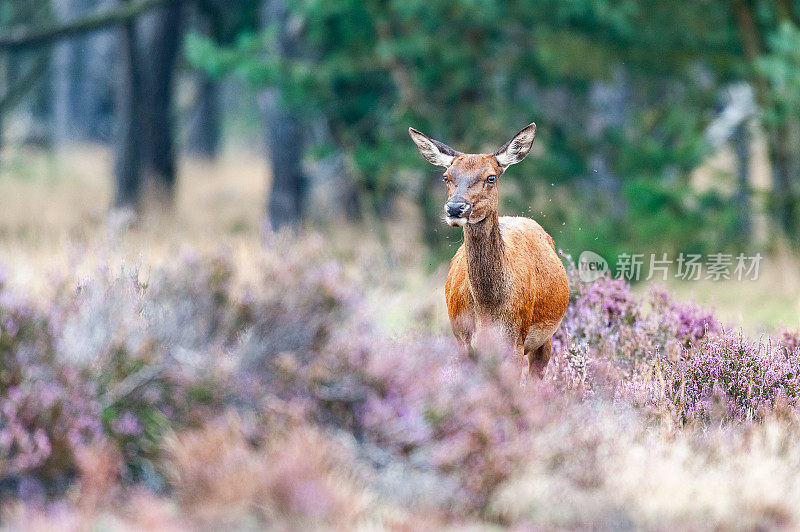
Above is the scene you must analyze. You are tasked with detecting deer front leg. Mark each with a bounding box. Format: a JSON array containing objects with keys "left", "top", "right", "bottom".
[
  {"left": 525, "top": 337, "right": 553, "bottom": 380},
  {"left": 450, "top": 309, "right": 476, "bottom": 359},
  {"left": 456, "top": 337, "right": 471, "bottom": 359},
  {"left": 519, "top": 342, "right": 531, "bottom": 386}
]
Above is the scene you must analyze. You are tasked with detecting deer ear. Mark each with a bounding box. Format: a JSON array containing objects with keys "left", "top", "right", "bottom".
[
  {"left": 494, "top": 123, "right": 537, "bottom": 168},
  {"left": 408, "top": 127, "right": 460, "bottom": 167}
]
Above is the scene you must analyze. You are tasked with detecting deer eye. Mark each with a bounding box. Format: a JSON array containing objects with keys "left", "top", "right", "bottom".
[{"left": 486, "top": 174, "right": 496, "bottom": 183}]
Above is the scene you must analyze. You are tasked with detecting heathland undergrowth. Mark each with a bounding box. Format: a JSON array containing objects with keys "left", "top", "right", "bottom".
[{"left": 2, "top": 233, "right": 800, "bottom": 529}]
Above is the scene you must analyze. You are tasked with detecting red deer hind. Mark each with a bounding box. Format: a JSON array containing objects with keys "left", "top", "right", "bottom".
[{"left": 409, "top": 123, "right": 569, "bottom": 378}]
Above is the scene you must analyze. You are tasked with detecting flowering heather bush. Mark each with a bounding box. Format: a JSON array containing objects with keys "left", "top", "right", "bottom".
[
  {"left": 553, "top": 270, "right": 800, "bottom": 423},
  {"left": 4, "top": 238, "right": 800, "bottom": 528},
  {"left": 779, "top": 329, "right": 800, "bottom": 353},
  {"left": 653, "top": 332, "right": 800, "bottom": 422},
  {"left": 0, "top": 276, "right": 103, "bottom": 487},
  {"left": 1, "top": 238, "right": 357, "bottom": 496}
]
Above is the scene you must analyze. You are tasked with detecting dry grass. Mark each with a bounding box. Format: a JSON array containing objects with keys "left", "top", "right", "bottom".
[
  {"left": 2, "top": 144, "right": 796, "bottom": 336},
  {"left": 0, "top": 145, "right": 450, "bottom": 334},
  {"left": 0, "top": 144, "right": 268, "bottom": 293}
]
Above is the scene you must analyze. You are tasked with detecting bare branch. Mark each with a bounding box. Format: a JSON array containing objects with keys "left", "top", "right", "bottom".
[{"left": 0, "top": 0, "right": 188, "bottom": 52}]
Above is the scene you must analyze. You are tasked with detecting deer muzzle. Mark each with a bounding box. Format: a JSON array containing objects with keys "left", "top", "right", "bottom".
[{"left": 445, "top": 201, "right": 471, "bottom": 226}]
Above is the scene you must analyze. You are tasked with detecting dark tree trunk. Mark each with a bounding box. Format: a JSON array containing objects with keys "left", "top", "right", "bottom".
[
  {"left": 731, "top": 122, "right": 752, "bottom": 239},
  {"left": 732, "top": 1, "right": 798, "bottom": 240},
  {"left": 188, "top": 72, "right": 220, "bottom": 159},
  {"left": 139, "top": 4, "right": 181, "bottom": 198},
  {"left": 113, "top": 1, "right": 181, "bottom": 209},
  {"left": 0, "top": 53, "right": 7, "bottom": 153},
  {"left": 769, "top": 123, "right": 798, "bottom": 236},
  {"left": 260, "top": 0, "right": 307, "bottom": 230},
  {"left": 262, "top": 90, "right": 306, "bottom": 229},
  {"left": 51, "top": 0, "right": 85, "bottom": 144},
  {"left": 84, "top": 0, "right": 116, "bottom": 142},
  {"left": 113, "top": 8, "right": 144, "bottom": 208},
  {"left": 51, "top": 0, "right": 116, "bottom": 144}
]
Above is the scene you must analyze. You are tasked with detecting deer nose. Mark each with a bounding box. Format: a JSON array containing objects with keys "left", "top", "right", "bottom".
[{"left": 445, "top": 201, "right": 471, "bottom": 218}]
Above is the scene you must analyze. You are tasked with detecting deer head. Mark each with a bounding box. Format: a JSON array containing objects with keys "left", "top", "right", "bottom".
[{"left": 409, "top": 123, "right": 537, "bottom": 226}]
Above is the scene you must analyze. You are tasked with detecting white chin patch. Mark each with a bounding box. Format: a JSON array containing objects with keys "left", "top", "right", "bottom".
[{"left": 446, "top": 216, "right": 468, "bottom": 227}]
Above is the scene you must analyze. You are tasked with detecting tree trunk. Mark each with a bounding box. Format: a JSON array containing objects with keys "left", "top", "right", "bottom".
[
  {"left": 0, "top": 52, "right": 7, "bottom": 153},
  {"left": 732, "top": 1, "right": 799, "bottom": 240},
  {"left": 84, "top": 0, "right": 116, "bottom": 141},
  {"left": 768, "top": 123, "right": 798, "bottom": 236},
  {"left": 51, "top": 0, "right": 115, "bottom": 143},
  {"left": 113, "top": 5, "right": 144, "bottom": 208},
  {"left": 139, "top": 4, "right": 181, "bottom": 198},
  {"left": 188, "top": 72, "right": 220, "bottom": 158},
  {"left": 51, "top": 0, "right": 85, "bottom": 144},
  {"left": 731, "top": 122, "right": 752, "bottom": 239},
  {"left": 260, "top": 0, "right": 307, "bottom": 230},
  {"left": 261, "top": 89, "right": 306, "bottom": 229}
]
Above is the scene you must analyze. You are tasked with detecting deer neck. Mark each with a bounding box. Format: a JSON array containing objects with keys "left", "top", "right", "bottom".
[{"left": 463, "top": 212, "right": 508, "bottom": 310}]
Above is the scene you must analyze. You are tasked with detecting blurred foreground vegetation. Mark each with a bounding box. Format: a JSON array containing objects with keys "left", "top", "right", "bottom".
[{"left": 2, "top": 155, "right": 800, "bottom": 526}]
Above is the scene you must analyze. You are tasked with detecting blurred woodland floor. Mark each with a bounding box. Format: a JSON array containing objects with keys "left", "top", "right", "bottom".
[
  {"left": 0, "top": 145, "right": 451, "bottom": 337},
  {"left": 1, "top": 145, "right": 798, "bottom": 336}
]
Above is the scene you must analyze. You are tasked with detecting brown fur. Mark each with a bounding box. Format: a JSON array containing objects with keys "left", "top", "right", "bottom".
[
  {"left": 443, "top": 158, "right": 569, "bottom": 378},
  {"left": 409, "top": 123, "right": 568, "bottom": 378}
]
